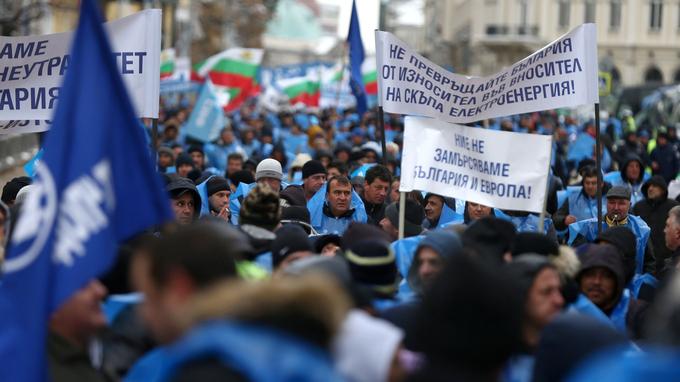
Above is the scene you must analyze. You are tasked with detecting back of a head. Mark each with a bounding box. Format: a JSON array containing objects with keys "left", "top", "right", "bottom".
[
  {"left": 532, "top": 313, "right": 627, "bottom": 382},
  {"left": 147, "top": 221, "right": 252, "bottom": 290},
  {"left": 595, "top": 226, "right": 637, "bottom": 284},
  {"left": 463, "top": 216, "right": 517, "bottom": 264},
  {"left": 345, "top": 239, "right": 398, "bottom": 299},
  {"left": 239, "top": 183, "right": 281, "bottom": 231},
  {"left": 414, "top": 254, "right": 523, "bottom": 373},
  {"left": 229, "top": 170, "right": 255, "bottom": 188},
  {"left": 512, "top": 232, "right": 559, "bottom": 258},
  {"left": 341, "top": 223, "right": 391, "bottom": 251}
]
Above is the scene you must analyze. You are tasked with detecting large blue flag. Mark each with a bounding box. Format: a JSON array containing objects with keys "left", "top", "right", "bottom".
[
  {"left": 347, "top": 0, "right": 367, "bottom": 115},
  {"left": 0, "top": 0, "right": 172, "bottom": 380}
]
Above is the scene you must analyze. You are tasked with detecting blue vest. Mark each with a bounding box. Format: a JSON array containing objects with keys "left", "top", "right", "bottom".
[
  {"left": 568, "top": 291, "right": 631, "bottom": 335},
  {"left": 391, "top": 236, "right": 425, "bottom": 301},
  {"left": 568, "top": 215, "right": 650, "bottom": 275},
  {"left": 567, "top": 190, "right": 607, "bottom": 222},
  {"left": 125, "top": 321, "right": 343, "bottom": 382}
]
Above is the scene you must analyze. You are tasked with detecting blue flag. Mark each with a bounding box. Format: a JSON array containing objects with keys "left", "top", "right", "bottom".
[
  {"left": 347, "top": 0, "right": 367, "bottom": 115},
  {"left": 0, "top": 1, "right": 173, "bottom": 380},
  {"left": 184, "top": 80, "right": 224, "bottom": 143}
]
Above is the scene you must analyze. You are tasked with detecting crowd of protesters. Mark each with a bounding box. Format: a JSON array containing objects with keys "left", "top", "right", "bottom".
[{"left": 3, "top": 96, "right": 680, "bottom": 382}]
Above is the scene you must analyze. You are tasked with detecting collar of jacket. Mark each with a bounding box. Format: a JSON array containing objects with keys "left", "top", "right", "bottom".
[{"left": 323, "top": 202, "right": 355, "bottom": 218}]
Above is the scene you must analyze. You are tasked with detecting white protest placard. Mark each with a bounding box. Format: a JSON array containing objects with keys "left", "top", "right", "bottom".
[
  {"left": 0, "top": 9, "right": 161, "bottom": 133},
  {"left": 376, "top": 24, "right": 599, "bottom": 123},
  {"left": 400, "top": 116, "right": 552, "bottom": 213}
]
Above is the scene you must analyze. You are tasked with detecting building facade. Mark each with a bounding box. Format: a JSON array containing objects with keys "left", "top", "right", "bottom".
[{"left": 423, "top": 0, "right": 680, "bottom": 87}]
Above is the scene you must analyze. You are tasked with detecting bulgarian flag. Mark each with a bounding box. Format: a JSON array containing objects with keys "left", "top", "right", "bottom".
[
  {"left": 279, "top": 70, "right": 321, "bottom": 107},
  {"left": 160, "top": 48, "right": 175, "bottom": 80},
  {"left": 193, "top": 48, "right": 264, "bottom": 112},
  {"left": 362, "top": 57, "right": 377, "bottom": 95}
]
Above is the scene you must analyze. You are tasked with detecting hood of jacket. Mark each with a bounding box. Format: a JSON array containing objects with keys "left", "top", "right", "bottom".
[
  {"left": 641, "top": 175, "right": 669, "bottom": 202},
  {"left": 177, "top": 276, "right": 351, "bottom": 350},
  {"left": 576, "top": 244, "right": 627, "bottom": 302},
  {"left": 619, "top": 154, "right": 644, "bottom": 184}
]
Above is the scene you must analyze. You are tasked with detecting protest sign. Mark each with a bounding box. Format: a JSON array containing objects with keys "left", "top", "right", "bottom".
[
  {"left": 400, "top": 116, "right": 552, "bottom": 213},
  {"left": 0, "top": 9, "right": 161, "bottom": 131},
  {"left": 375, "top": 24, "right": 599, "bottom": 123}
]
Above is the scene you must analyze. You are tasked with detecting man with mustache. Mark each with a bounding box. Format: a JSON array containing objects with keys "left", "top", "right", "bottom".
[{"left": 576, "top": 244, "right": 648, "bottom": 339}]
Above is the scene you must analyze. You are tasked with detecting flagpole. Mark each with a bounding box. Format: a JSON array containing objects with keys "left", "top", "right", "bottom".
[
  {"left": 595, "top": 103, "right": 602, "bottom": 235},
  {"left": 538, "top": 135, "right": 554, "bottom": 234},
  {"left": 378, "top": 106, "right": 388, "bottom": 167},
  {"left": 336, "top": 43, "right": 348, "bottom": 109},
  {"left": 152, "top": 118, "right": 159, "bottom": 151},
  {"left": 398, "top": 191, "right": 406, "bottom": 240}
]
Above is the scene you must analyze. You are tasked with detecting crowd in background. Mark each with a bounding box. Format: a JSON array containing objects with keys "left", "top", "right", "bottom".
[{"left": 2, "top": 92, "right": 680, "bottom": 381}]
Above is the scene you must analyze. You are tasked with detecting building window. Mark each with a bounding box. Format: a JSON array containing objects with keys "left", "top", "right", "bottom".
[
  {"left": 584, "top": 0, "right": 596, "bottom": 23},
  {"left": 519, "top": 0, "right": 529, "bottom": 27},
  {"left": 558, "top": 0, "right": 570, "bottom": 28},
  {"left": 610, "top": 0, "right": 621, "bottom": 29},
  {"left": 650, "top": 0, "right": 663, "bottom": 30}
]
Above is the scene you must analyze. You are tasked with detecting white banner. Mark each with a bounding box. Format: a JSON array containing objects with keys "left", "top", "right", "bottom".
[
  {"left": 400, "top": 117, "right": 552, "bottom": 213},
  {"left": 0, "top": 9, "right": 161, "bottom": 133},
  {"left": 376, "top": 24, "right": 599, "bottom": 123}
]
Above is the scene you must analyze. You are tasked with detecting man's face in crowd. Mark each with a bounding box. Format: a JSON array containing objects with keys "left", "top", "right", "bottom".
[
  {"left": 664, "top": 214, "right": 680, "bottom": 251},
  {"left": 625, "top": 161, "right": 641, "bottom": 181},
  {"left": 190, "top": 152, "right": 204, "bottom": 168},
  {"left": 327, "top": 167, "right": 342, "bottom": 179},
  {"left": 364, "top": 178, "right": 390, "bottom": 205},
  {"left": 580, "top": 267, "right": 618, "bottom": 311},
  {"left": 177, "top": 164, "right": 193, "bottom": 178},
  {"left": 525, "top": 268, "right": 564, "bottom": 329},
  {"left": 467, "top": 202, "right": 492, "bottom": 221},
  {"left": 647, "top": 184, "right": 664, "bottom": 200},
  {"left": 336, "top": 151, "right": 349, "bottom": 163},
  {"left": 303, "top": 173, "right": 327, "bottom": 196},
  {"left": 172, "top": 193, "right": 195, "bottom": 225},
  {"left": 417, "top": 247, "right": 443, "bottom": 290},
  {"left": 606, "top": 197, "right": 630, "bottom": 221},
  {"left": 424, "top": 196, "right": 444, "bottom": 222},
  {"left": 49, "top": 280, "right": 108, "bottom": 346},
  {"left": 227, "top": 158, "right": 243, "bottom": 176},
  {"left": 221, "top": 129, "right": 235, "bottom": 144},
  {"left": 158, "top": 153, "right": 173, "bottom": 168},
  {"left": 583, "top": 176, "right": 598, "bottom": 198},
  {"left": 209, "top": 190, "right": 230, "bottom": 214},
  {"left": 364, "top": 151, "right": 377, "bottom": 163},
  {"left": 328, "top": 180, "right": 351, "bottom": 216},
  {"left": 258, "top": 177, "right": 281, "bottom": 192}
]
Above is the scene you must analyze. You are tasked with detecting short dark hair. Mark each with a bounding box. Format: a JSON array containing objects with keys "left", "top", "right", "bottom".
[
  {"left": 580, "top": 165, "right": 599, "bottom": 180},
  {"left": 365, "top": 165, "right": 392, "bottom": 185},
  {"left": 227, "top": 153, "right": 244, "bottom": 163},
  {"left": 327, "top": 176, "right": 352, "bottom": 194},
  {"left": 143, "top": 222, "right": 251, "bottom": 290},
  {"left": 327, "top": 161, "right": 348, "bottom": 176}
]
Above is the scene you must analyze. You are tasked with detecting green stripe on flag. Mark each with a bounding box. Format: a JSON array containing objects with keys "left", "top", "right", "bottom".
[
  {"left": 160, "top": 62, "right": 174, "bottom": 74},
  {"left": 362, "top": 71, "right": 377, "bottom": 84},
  {"left": 211, "top": 59, "right": 259, "bottom": 78},
  {"left": 283, "top": 82, "right": 309, "bottom": 98}
]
